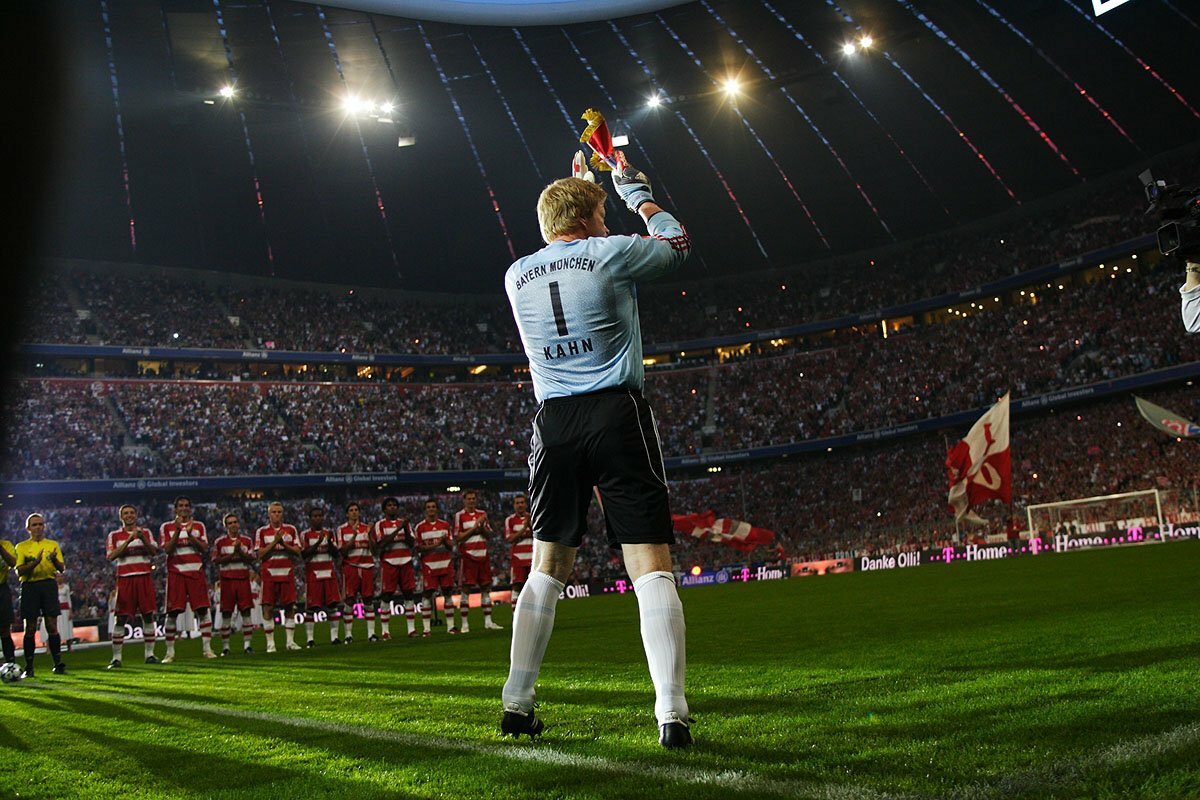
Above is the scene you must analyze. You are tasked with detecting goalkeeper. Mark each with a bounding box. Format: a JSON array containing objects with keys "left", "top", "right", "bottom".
[{"left": 501, "top": 155, "right": 694, "bottom": 748}]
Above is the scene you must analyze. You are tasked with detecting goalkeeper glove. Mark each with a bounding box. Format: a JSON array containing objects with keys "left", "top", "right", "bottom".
[{"left": 611, "top": 159, "right": 654, "bottom": 213}]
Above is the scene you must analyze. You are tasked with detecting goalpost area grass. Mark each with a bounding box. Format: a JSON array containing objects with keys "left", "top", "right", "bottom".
[{"left": 0, "top": 540, "right": 1196, "bottom": 800}]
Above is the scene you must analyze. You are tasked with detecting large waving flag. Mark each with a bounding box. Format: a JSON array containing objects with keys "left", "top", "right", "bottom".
[
  {"left": 1134, "top": 396, "right": 1200, "bottom": 439},
  {"left": 671, "top": 511, "right": 776, "bottom": 553},
  {"left": 946, "top": 392, "right": 1012, "bottom": 524}
]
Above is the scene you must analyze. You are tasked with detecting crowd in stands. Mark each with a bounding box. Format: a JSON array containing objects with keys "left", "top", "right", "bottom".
[
  {"left": 14, "top": 248, "right": 1189, "bottom": 479},
  {"left": 69, "top": 271, "right": 244, "bottom": 350},
  {"left": 3, "top": 255, "right": 1194, "bottom": 479},
  {"left": 20, "top": 149, "right": 1198, "bottom": 354},
  {"left": 2, "top": 381, "right": 156, "bottom": 481},
  {"left": 707, "top": 264, "right": 1199, "bottom": 449},
  {"left": 4, "top": 384, "right": 1196, "bottom": 622},
  {"left": 0, "top": 365, "right": 717, "bottom": 481}
]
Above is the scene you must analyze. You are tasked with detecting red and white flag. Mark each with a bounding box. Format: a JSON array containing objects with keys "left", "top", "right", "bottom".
[
  {"left": 671, "top": 511, "right": 776, "bottom": 553},
  {"left": 945, "top": 392, "right": 1012, "bottom": 524}
]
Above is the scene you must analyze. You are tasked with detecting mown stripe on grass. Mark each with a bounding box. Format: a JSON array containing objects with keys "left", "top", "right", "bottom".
[
  {"left": 54, "top": 685, "right": 918, "bottom": 800},
  {"left": 951, "top": 721, "right": 1200, "bottom": 799}
]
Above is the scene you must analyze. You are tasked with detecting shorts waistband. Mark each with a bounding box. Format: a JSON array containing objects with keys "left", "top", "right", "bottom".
[{"left": 542, "top": 386, "right": 642, "bottom": 403}]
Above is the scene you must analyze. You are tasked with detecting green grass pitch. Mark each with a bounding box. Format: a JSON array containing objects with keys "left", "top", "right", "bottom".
[{"left": 1, "top": 541, "right": 1197, "bottom": 800}]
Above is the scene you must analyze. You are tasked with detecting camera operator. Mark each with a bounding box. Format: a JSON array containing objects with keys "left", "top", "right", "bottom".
[{"left": 1182, "top": 260, "right": 1200, "bottom": 332}]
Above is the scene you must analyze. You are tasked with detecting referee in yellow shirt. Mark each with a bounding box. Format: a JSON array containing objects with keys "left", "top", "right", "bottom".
[
  {"left": 15, "top": 513, "right": 66, "bottom": 677},
  {"left": 1, "top": 535, "right": 16, "bottom": 665}
]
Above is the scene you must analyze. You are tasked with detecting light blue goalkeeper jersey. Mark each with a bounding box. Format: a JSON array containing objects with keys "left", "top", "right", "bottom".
[{"left": 505, "top": 211, "right": 691, "bottom": 402}]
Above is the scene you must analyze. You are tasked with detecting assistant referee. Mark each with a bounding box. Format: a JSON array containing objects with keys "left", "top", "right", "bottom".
[
  {"left": 15, "top": 513, "right": 67, "bottom": 677},
  {"left": 501, "top": 157, "right": 693, "bottom": 748}
]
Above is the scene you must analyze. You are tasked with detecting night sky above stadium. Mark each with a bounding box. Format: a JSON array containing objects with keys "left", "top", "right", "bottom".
[{"left": 37, "top": 0, "right": 1200, "bottom": 292}]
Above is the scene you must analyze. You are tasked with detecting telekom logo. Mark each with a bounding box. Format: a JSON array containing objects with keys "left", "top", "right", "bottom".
[{"left": 942, "top": 546, "right": 955, "bottom": 563}]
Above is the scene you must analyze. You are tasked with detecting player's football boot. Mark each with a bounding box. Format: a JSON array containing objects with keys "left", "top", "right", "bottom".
[
  {"left": 343, "top": 636, "right": 353, "bottom": 645},
  {"left": 381, "top": 632, "right": 392, "bottom": 641},
  {"left": 408, "top": 630, "right": 420, "bottom": 638},
  {"left": 422, "top": 631, "right": 431, "bottom": 638},
  {"left": 658, "top": 713, "right": 693, "bottom": 750},
  {"left": 368, "top": 634, "right": 380, "bottom": 643},
  {"left": 21, "top": 668, "right": 34, "bottom": 680},
  {"left": 220, "top": 648, "right": 230, "bottom": 657},
  {"left": 286, "top": 642, "right": 302, "bottom": 651},
  {"left": 500, "top": 703, "right": 544, "bottom": 739},
  {"left": 51, "top": 663, "right": 67, "bottom": 675},
  {"left": 243, "top": 646, "right": 254, "bottom": 654},
  {"left": 144, "top": 655, "right": 158, "bottom": 664},
  {"left": 460, "top": 625, "right": 470, "bottom": 634},
  {"left": 161, "top": 654, "right": 175, "bottom": 664},
  {"left": 448, "top": 627, "right": 461, "bottom": 635},
  {"left": 330, "top": 638, "right": 341, "bottom": 645},
  {"left": 306, "top": 640, "right": 316, "bottom": 648},
  {"left": 484, "top": 620, "right": 504, "bottom": 630},
  {"left": 203, "top": 650, "right": 218, "bottom": 659},
  {"left": 265, "top": 643, "right": 277, "bottom": 654},
  {"left": 107, "top": 659, "right": 122, "bottom": 670}
]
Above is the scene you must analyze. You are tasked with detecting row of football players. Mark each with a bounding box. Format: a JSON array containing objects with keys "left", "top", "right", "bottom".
[{"left": 105, "top": 492, "right": 532, "bottom": 667}]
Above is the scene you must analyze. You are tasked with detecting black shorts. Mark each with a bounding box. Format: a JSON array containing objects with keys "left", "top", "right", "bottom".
[
  {"left": 528, "top": 387, "right": 673, "bottom": 550},
  {"left": 20, "top": 579, "right": 58, "bottom": 621}
]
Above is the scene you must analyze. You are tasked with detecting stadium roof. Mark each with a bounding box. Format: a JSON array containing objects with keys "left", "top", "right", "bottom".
[
  {"left": 37, "top": 0, "right": 1200, "bottom": 292},
  {"left": 292, "top": 1, "right": 695, "bottom": 26}
]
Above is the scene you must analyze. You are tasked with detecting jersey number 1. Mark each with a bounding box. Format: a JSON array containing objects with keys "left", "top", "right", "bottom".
[{"left": 549, "top": 281, "right": 569, "bottom": 336}]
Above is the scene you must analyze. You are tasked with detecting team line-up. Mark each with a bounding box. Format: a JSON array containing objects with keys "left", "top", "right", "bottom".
[{"left": 2, "top": 491, "right": 532, "bottom": 678}]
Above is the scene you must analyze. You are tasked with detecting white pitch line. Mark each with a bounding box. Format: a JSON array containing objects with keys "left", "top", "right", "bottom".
[
  {"left": 60, "top": 686, "right": 916, "bottom": 800},
  {"left": 950, "top": 721, "right": 1200, "bottom": 800}
]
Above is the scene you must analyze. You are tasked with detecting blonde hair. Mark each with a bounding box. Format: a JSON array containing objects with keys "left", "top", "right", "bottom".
[{"left": 537, "top": 177, "right": 607, "bottom": 244}]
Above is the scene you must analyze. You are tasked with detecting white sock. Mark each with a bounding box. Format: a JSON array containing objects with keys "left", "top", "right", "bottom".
[
  {"left": 633, "top": 571, "right": 689, "bottom": 724},
  {"left": 404, "top": 603, "right": 415, "bottom": 634},
  {"left": 328, "top": 619, "right": 338, "bottom": 641},
  {"left": 112, "top": 642, "right": 123, "bottom": 660},
  {"left": 305, "top": 621, "right": 314, "bottom": 641},
  {"left": 501, "top": 571, "right": 564, "bottom": 712},
  {"left": 285, "top": 623, "right": 295, "bottom": 646},
  {"left": 367, "top": 616, "right": 376, "bottom": 637}
]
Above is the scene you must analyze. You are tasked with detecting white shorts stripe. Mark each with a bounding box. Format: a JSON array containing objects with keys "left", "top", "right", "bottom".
[{"left": 628, "top": 392, "right": 667, "bottom": 488}]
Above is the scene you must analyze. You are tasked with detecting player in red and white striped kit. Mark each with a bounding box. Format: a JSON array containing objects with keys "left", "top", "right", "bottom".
[
  {"left": 337, "top": 501, "right": 375, "bottom": 644},
  {"left": 414, "top": 499, "right": 455, "bottom": 636},
  {"left": 504, "top": 494, "right": 533, "bottom": 604},
  {"left": 454, "top": 490, "right": 502, "bottom": 633},
  {"left": 159, "top": 496, "right": 215, "bottom": 662},
  {"left": 106, "top": 504, "right": 160, "bottom": 667},
  {"left": 54, "top": 573, "right": 73, "bottom": 650},
  {"left": 375, "top": 497, "right": 418, "bottom": 640},
  {"left": 336, "top": 501, "right": 372, "bottom": 642},
  {"left": 212, "top": 512, "right": 257, "bottom": 656},
  {"left": 255, "top": 501, "right": 302, "bottom": 653},
  {"left": 300, "top": 506, "right": 341, "bottom": 647}
]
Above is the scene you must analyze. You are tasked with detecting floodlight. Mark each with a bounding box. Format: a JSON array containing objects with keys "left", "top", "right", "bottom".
[
  {"left": 219, "top": 86, "right": 234, "bottom": 98},
  {"left": 842, "top": 42, "right": 856, "bottom": 55}
]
